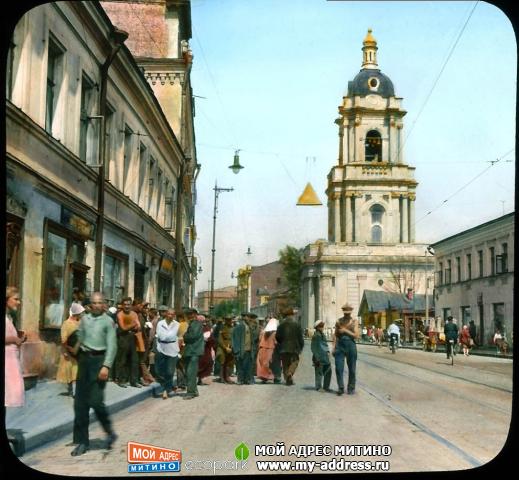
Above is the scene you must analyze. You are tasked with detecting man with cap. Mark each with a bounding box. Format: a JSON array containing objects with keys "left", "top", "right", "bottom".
[
  {"left": 332, "top": 303, "right": 359, "bottom": 395},
  {"left": 182, "top": 308, "right": 204, "bottom": 399},
  {"left": 216, "top": 315, "right": 235, "bottom": 383},
  {"left": 232, "top": 312, "right": 254, "bottom": 385},
  {"left": 71, "top": 292, "right": 117, "bottom": 456},
  {"left": 444, "top": 316, "right": 459, "bottom": 359},
  {"left": 275, "top": 307, "right": 304, "bottom": 386},
  {"left": 311, "top": 319, "right": 332, "bottom": 392}
]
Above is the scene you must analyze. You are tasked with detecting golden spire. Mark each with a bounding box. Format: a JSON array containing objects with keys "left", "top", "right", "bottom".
[{"left": 362, "top": 28, "right": 378, "bottom": 69}]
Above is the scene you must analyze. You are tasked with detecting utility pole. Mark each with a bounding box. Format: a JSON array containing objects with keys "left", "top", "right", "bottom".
[{"left": 209, "top": 182, "right": 233, "bottom": 314}]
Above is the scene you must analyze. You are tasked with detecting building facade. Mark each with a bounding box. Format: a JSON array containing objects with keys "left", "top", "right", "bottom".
[
  {"left": 430, "top": 213, "right": 514, "bottom": 346},
  {"left": 301, "top": 30, "right": 432, "bottom": 331},
  {"left": 196, "top": 286, "right": 237, "bottom": 314},
  {"left": 6, "top": 1, "right": 197, "bottom": 378}
]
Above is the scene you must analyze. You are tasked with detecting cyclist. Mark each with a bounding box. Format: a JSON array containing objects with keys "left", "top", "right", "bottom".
[
  {"left": 387, "top": 321, "right": 400, "bottom": 352},
  {"left": 444, "top": 316, "right": 459, "bottom": 360}
]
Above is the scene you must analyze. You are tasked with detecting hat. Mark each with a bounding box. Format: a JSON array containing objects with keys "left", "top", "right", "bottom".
[
  {"left": 158, "top": 305, "right": 169, "bottom": 311},
  {"left": 341, "top": 303, "right": 353, "bottom": 311},
  {"left": 108, "top": 306, "right": 117, "bottom": 315},
  {"left": 247, "top": 312, "right": 258, "bottom": 319},
  {"left": 185, "top": 307, "right": 198, "bottom": 315},
  {"left": 265, "top": 318, "right": 279, "bottom": 332},
  {"left": 314, "top": 319, "right": 325, "bottom": 328},
  {"left": 70, "top": 303, "right": 85, "bottom": 316}
]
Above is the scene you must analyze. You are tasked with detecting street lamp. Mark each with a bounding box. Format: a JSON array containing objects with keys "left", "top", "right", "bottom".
[
  {"left": 209, "top": 182, "right": 234, "bottom": 313},
  {"left": 425, "top": 246, "right": 434, "bottom": 334},
  {"left": 229, "top": 149, "right": 244, "bottom": 174}
]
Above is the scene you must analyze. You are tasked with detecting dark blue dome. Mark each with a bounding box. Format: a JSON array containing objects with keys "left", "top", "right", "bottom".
[{"left": 347, "top": 69, "right": 395, "bottom": 98}]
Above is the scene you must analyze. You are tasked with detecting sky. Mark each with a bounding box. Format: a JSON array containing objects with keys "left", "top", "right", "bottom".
[{"left": 188, "top": 0, "right": 516, "bottom": 294}]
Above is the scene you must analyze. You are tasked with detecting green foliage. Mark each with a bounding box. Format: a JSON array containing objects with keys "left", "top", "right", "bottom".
[
  {"left": 278, "top": 245, "right": 304, "bottom": 305},
  {"left": 213, "top": 299, "right": 240, "bottom": 318}
]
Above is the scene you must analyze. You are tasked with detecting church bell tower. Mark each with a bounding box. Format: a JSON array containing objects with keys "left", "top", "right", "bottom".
[{"left": 327, "top": 29, "right": 418, "bottom": 246}]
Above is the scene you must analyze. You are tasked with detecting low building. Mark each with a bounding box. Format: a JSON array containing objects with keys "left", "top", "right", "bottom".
[
  {"left": 430, "top": 213, "right": 514, "bottom": 346},
  {"left": 358, "top": 290, "right": 433, "bottom": 340},
  {"left": 196, "top": 286, "right": 237, "bottom": 314}
]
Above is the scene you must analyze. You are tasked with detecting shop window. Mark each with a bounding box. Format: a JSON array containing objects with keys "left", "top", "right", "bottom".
[
  {"left": 493, "top": 303, "right": 505, "bottom": 334},
  {"left": 461, "top": 306, "right": 471, "bottom": 325},
  {"left": 103, "top": 249, "right": 128, "bottom": 307},
  {"left": 42, "top": 223, "right": 88, "bottom": 328}
]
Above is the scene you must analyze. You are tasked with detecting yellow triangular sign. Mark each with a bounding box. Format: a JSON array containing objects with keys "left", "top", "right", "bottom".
[{"left": 297, "top": 182, "right": 322, "bottom": 206}]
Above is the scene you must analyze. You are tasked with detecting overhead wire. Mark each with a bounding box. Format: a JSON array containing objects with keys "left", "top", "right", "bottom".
[
  {"left": 397, "top": 0, "right": 480, "bottom": 159},
  {"left": 414, "top": 147, "right": 514, "bottom": 225}
]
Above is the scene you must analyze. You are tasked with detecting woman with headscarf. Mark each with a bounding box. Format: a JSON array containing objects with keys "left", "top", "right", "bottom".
[
  {"left": 5, "top": 286, "right": 26, "bottom": 407},
  {"left": 197, "top": 316, "right": 216, "bottom": 384},
  {"left": 256, "top": 318, "right": 278, "bottom": 383},
  {"left": 459, "top": 324, "right": 473, "bottom": 356},
  {"left": 56, "top": 302, "right": 84, "bottom": 396}
]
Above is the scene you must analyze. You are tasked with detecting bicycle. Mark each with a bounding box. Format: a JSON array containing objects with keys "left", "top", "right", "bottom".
[{"left": 447, "top": 339, "right": 455, "bottom": 365}]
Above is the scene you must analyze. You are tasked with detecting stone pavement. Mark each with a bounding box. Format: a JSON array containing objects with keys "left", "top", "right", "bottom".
[{"left": 5, "top": 379, "right": 159, "bottom": 455}]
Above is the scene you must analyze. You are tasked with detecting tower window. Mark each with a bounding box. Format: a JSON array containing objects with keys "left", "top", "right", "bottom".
[
  {"left": 365, "top": 130, "right": 382, "bottom": 162},
  {"left": 370, "top": 204, "right": 384, "bottom": 243}
]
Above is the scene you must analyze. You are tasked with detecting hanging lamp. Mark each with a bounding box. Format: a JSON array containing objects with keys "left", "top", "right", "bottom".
[
  {"left": 229, "top": 149, "right": 244, "bottom": 174},
  {"left": 296, "top": 182, "right": 322, "bottom": 206}
]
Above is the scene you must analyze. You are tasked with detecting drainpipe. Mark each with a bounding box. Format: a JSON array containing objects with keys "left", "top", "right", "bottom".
[{"left": 93, "top": 28, "right": 128, "bottom": 292}]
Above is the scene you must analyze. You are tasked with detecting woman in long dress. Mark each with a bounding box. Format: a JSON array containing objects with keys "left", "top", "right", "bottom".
[
  {"left": 256, "top": 318, "right": 278, "bottom": 383},
  {"left": 5, "top": 286, "right": 26, "bottom": 407},
  {"left": 56, "top": 303, "right": 84, "bottom": 396},
  {"left": 459, "top": 324, "right": 473, "bottom": 356}
]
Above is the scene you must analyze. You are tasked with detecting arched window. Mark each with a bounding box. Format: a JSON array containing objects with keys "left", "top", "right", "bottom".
[
  {"left": 371, "top": 225, "right": 382, "bottom": 243},
  {"left": 370, "top": 204, "right": 384, "bottom": 243},
  {"left": 365, "top": 130, "right": 382, "bottom": 162}
]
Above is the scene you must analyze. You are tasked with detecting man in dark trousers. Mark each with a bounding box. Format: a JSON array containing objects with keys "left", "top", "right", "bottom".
[
  {"left": 333, "top": 303, "right": 359, "bottom": 395},
  {"left": 311, "top": 320, "right": 332, "bottom": 392},
  {"left": 275, "top": 307, "right": 304, "bottom": 386},
  {"left": 182, "top": 308, "right": 204, "bottom": 400},
  {"left": 444, "top": 316, "right": 459, "bottom": 359},
  {"left": 232, "top": 313, "right": 254, "bottom": 385},
  {"left": 71, "top": 292, "right": 117, "bottom": 456}
]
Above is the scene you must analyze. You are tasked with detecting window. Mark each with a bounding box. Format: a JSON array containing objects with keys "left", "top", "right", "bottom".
[
  {"left": 103, "top": 249, "right": 128, "bottom": 306},
  {"left": 6, "top": 215, "right": 24, "bottom": 291},
  {"left": 493, "top": 303, "right": 505, "bottom": 333},
  {"left": 456, "top": 257, "right": 461, "bottom": 282},
  {"left": 156, "top": 170, "right": 163, "bottom": 221},
  {"left": 370, "top": 204, "right": 384, "bottom": 243},
  {"left": 148, "top": 158, "right": 156, "bottom": 215},
  {"left": 123, "top": 125, "right": 133, "bottom": 194},
  {"left": 45, "top": 35, "right": 65, "bottom": 134},
  {"left": 496, "top": 243, "right": 508, "bottom": 274},
  {"left": 331, "top": 277, "right": 335, "bottom": 287},
  {"left": 466, "top": 254, "right": 472, "bottom": 280},
  {"left": 79, "top": 74, "right": 96, "bottom": 162},
  {"left": 461, "top": 306, "right": 471, "bottom": 325},
  {"left": 134, "top": 262, "right": 146, "bottom": 302},
  {"left": 365, "top": 130, "right": 382, "bottom": 162},
  {"left": 138, "top": 143, "right": 147, "bottom": 208},
  {"left": 42, "top": 223, "right": 88, "bottom": 328},
  {"left": 164, "top": 187, "right": 174, "bottom": 230},
  {"left": 437, "top": 262, "right": 443, "bottom": 285},
  {"left": 489, "top": 247, "right": 495, "bottom": 276},
  {"left": 445, "top": 260, "right": 452, "bottom": 284},
  {"left": 157, "top": 273, "right": 171, "bottom": 306},
  {"left": 6, "top": 40, "right": 16, "bottom": 100},
  {"left": 478, "top": 250, "right": 483, "bottom": 277}
]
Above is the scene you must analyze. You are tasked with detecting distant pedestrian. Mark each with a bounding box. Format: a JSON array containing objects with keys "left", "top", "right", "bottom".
[
  {"left": 275, "top": 307, "right": 304, "bottom": 386},
  {"left": 115, "top": 297, "right": 141, "bottom": 388},
  {"left": 333, "top": 303, "right": 359, "bottom": 395},
  {"left": 71, "top": 292, "right": 117, "bottom": 456},
  {"left": 232, "top": 313, "right": 254, "bottom": 385},
  {"left": 493, "top": 329, "right": 509, "bottom": 355},
  {"left": 182, "top": 308, "right": 204, "bottom": 400},
  {"left": 155, "top": 308, "right": 179, "bottom": 399},
  {"left": 216, "top": 316, "right": 235, "bottom": 383},
  {"left": 256, "top": 318, "right": 278, "bottom": 383},
  {"left": 459, "top": 325, "right": 473, "bottom": 356},
  {"left": 5, "top": 286, "right": 26, "bottom": 408},
  {"left": 198, "top": 316, "right": 216, "bottom": 384},
  {"left": 311, "top": 320, "right": 332, "bottom": 392},
  {"left": 375, "top": 326, "right": 383, "bottom": 347},
  {"left": 468, "top": 320, "right": 477, "bottom": 346},
  {"left": 56, "top": 303, "right": 84, "bottom": 396}
]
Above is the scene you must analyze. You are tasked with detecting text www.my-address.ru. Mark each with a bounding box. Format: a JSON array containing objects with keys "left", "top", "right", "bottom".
[{"left": 256, "top": 460, "right": 390, "bottom": 472}]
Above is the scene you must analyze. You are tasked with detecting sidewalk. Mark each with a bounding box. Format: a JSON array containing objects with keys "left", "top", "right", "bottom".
[
  {"left": 5, "top": 379, "right": 160, "bottom": 455},
  {"left": 356, "top": 340, "right": 513, "bottom": 359}
]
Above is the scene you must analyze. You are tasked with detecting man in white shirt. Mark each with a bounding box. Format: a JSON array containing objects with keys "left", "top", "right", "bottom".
[
  {"left": 387, "top": 322, "right": 401, "bottom": 348},
  {"left": 155, "top": 308, "right": 180, "bottom": 399}
]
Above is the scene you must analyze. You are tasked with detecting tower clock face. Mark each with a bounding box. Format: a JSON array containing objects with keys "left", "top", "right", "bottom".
[{"left": 366, "top": 94, "right": 382, "bottom": 107}]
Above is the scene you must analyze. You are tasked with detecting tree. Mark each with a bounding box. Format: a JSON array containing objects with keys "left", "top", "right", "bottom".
[
  {"left": 213, "top": 299, "right": 240, "bottom": 318},
  {"left": 278, "top": 245, "right": 304, "bottom": 306}
]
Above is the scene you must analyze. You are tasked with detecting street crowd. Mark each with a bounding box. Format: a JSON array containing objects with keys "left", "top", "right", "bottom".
[{"left": 5, "top": 285, "right": 511, "bottom": 457}]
